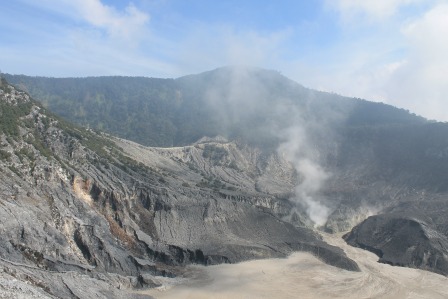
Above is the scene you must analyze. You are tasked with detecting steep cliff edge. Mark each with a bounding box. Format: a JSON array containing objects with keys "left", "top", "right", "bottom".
[
  {"left": 0, "top": 79, "right": 358, "bottom": 298},
  {"left": 5, "top": 64, "right": 448, "bottom": 298},
  {"left": 344, "top": 201, "right": 448, "bottom": 276}
]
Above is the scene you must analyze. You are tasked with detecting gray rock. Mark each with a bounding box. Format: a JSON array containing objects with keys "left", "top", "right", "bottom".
[
  {"left": 344, "top": 212, "right": 448, "bottom": 275},
  {"left": 0, "top": 81, "right": 358, "bottom": 298}
]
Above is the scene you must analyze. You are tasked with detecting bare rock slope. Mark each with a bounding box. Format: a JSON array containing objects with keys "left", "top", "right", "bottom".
[
  {"left": 344, "top": 201, "right": 448, "bottom": 276},
  {"left": 0, "top": 79, "right": 358, "bottom": 298},
  {"left": 4, "top": 66, "right": 448, "bottom": 297}
]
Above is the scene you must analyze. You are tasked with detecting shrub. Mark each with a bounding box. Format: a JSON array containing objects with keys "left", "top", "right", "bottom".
[{"left": 0, "top": 149, "right": 11, "bottom": 160}]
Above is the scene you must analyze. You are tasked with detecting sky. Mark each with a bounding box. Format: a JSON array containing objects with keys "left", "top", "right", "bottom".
[{"left": 0, "top": 0, "right": 447, "bottom": 121}]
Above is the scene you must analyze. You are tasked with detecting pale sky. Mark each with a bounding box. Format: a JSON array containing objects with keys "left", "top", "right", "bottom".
[{"left": 1, "top": 0, "right": 447, "bottom": 121}]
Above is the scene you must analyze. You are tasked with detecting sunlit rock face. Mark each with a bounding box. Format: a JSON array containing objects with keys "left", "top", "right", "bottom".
[
  {"left": 2, "top": 67, "right": 448, "bottom": 297},
  {"left": 0, "top": 78, "right": 358, "bottom": 298}
]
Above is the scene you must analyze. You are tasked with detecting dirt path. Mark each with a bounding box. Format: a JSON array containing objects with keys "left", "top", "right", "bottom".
[{"left": 140, "top": 233, "right": 448, "bottom": 299}]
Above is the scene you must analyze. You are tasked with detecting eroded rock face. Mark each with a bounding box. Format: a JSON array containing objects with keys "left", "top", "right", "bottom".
[
  {"left": 344, "top": 213, "right": 448, "bottom": 275},
  {"left": 0, "top": 81, "right": 359, "bottom": 297},
  {"left": 4, "top": 70, "right": 448, "bottom": 299}
]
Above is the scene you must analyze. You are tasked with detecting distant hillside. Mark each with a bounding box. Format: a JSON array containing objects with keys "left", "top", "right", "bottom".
[
  {"left": 3, "top": 67, "right": 448, "bottom": 282},
  {"left": 0, "top": 77, "right": 361, "bottom": 297},
  {"left": 4, "top": 67, "right": 426, "bottom": 147}
]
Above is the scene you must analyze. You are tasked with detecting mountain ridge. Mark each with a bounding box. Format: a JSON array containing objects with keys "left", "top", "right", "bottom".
[
  {"left": 2, "top": 67, "right": 448, "bottom": 297},
  {"left": 4, "top": 66, "right": 426, "bottom": 148},
  {"left": 0, "top": 77, "right": 360, "bottom": 298}
]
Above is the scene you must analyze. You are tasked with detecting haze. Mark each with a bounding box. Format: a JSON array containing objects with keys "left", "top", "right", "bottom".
[
  {"left": 1, "top": 0, "right": 448, "bottom": 121},
  {"left": 142, "top": 234, "right": 448, "bottom": 299}
]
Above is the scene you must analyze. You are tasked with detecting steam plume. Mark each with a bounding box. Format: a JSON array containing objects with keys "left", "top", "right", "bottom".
[
  {"left": 278, "top": 125, "right": 331, "bottom": 227},
  {"left": 202, "top": 66, "right": 333, "bottom": 227}
]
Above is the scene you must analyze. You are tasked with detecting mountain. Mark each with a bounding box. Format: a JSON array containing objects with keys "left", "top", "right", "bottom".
[
  {"left": 3, "top": 66, "right": 448, "bottom": 297},
  {"left": 0, "top": 76, "right": 358, "bottom": 298},
  {"left": 4, "top": 67, "right": 425, "bottom": 148}
]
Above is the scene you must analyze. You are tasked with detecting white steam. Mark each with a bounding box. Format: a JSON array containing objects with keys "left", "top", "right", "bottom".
[
  {"left": 202, "top": 66, "right": 334, "bottom": 227},
  {"left": 278, "top": 126, "right": 332, "bottom": 227}
]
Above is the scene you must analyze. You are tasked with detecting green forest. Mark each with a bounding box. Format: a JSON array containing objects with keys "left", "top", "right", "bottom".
[{"left": 5, "top": 67, "right": 426, "bottom": 148}]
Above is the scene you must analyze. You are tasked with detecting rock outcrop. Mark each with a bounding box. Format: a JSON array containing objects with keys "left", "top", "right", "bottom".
[
  {"left": 0, "top": 79, "right": 358, "bottom": 297},
  {"left": 344, "top": 200, "right": 448, "bottom": 276},
  {"left": 4, "top": 65, "right": 448, "bottom": 297}
]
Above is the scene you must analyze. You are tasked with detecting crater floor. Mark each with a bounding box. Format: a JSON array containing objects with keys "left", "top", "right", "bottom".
[{"left": 141, "top": 233, "right": 448, "bottom": 299}]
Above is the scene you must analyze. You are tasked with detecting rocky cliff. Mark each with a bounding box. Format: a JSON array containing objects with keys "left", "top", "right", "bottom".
[
  {"left": 0, "top": 79, "right": 358, "bottom": 298},
  {"left": 344, "top": 201, "right": 448, "bottom": 276},
  {"left": 3, "top": 66, "right": 448, "bottom": 298}
]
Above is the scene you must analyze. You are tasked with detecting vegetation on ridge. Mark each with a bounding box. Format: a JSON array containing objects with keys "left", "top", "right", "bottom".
[
  {"left": 4, "top": 67, "right": 426, "bottom": 148},
  {"left": 0, "top": 78, "right": 151, "bottom": 179}
]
